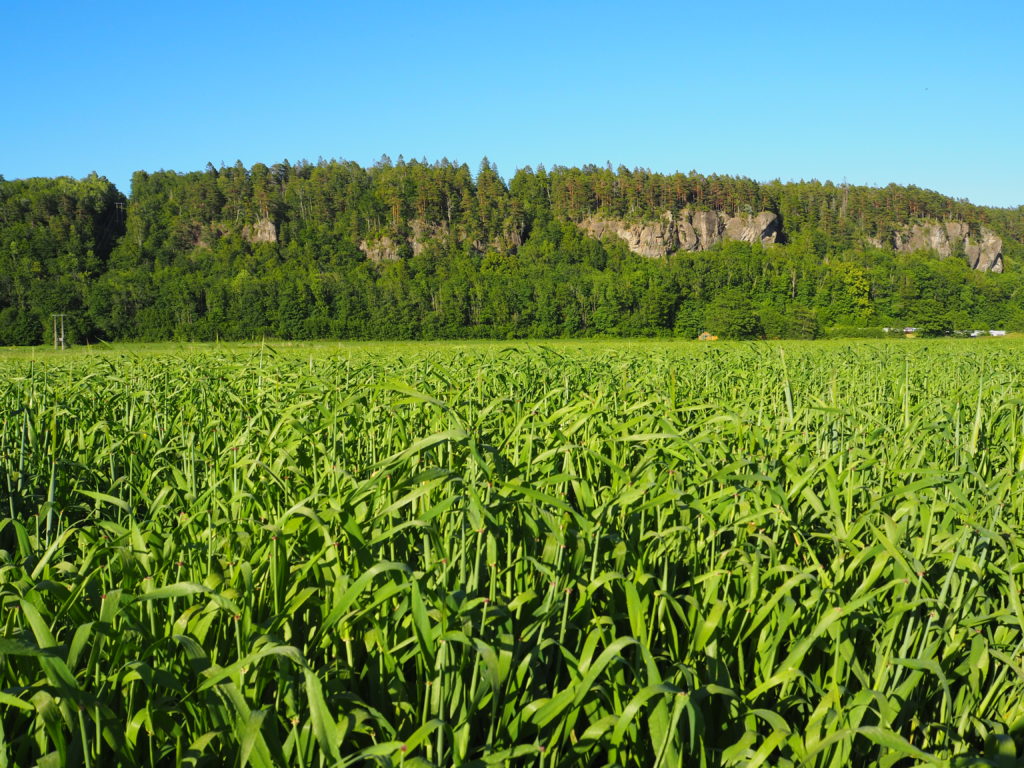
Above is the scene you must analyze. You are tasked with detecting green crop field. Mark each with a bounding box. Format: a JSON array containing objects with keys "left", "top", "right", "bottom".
[{"left": 2, "top": 339, "right": 1024, "bottom": 767}]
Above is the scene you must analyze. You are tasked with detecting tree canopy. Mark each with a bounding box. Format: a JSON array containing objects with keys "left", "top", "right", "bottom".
[{"left": 2, "top": 159, "right": 1023, "bottom": 344}]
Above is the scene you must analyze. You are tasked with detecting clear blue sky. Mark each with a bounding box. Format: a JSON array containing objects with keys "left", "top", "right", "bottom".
[{"left": 2, "top": 0, "right": 1021, "bottom": 207}]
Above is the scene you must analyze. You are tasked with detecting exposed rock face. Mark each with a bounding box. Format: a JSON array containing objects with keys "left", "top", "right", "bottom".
[
  {"left": 580, "top": 209, "right": 779, "bottom": 258},
  {"left": 367, "top": 219, "right": 520, "bottom": 262},
  {"left": 359, "top": 235, "right": 401, "bottom": 262},
  {"left": 243, "top": 218, "right": 277, "bottom": 244},
  {"left": 725, "top": 211, "right": 779, "bottom": 244},
  {"left": 582, "top": 213, "right": 679, "bottom": 258},
  {"left": 582, "top": 210, "right": 1003, "bottom": 272},
  {"left": 964, "top": 229, "right": 1003, "bottom": 272},
  {"left": 366, "top": 219, "right": 470, "bottom": 261},
  {"left": 691, "top": 211, "right": 725, "bottom": 248},
  {"left": 883, "top": 222, "right": 1003, "bottom": 273},
  {"left": 496, "top": 220, "right": 525, "bottom": 251},
  {"left": 410, "top": 220, "right": 441, "bottom": 257}
]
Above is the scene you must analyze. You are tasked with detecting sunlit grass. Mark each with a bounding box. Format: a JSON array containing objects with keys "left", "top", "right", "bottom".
[{"left": 2, "top": 340, "right": 1024, "bottom": 766}]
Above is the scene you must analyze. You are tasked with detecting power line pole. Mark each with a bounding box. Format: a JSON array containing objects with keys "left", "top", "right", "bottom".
[{"left": 51, "top": 313, "right": 67, "bottom": 350}]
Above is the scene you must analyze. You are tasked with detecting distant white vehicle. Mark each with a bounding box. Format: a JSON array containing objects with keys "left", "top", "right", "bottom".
[
  {"left": 990, "top": 330, "right": 1007, "bottom": 336},
  {"left": 971, "top": 330, "right": 985, "bottom": 337}
]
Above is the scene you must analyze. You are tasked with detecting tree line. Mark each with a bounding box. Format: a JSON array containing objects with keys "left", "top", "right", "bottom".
[{"left": 2, "top": 158, "right": 1023, "bottom": 344}]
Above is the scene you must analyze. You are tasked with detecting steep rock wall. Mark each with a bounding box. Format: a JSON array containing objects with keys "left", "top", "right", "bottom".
[
  {"left": 580, "top": 209, "right": 779, "bottom": 258},
  {"left": 242, "top": 218, "right": 277, "bottom": 244},
  {"left": 359, "top": 235, "right": 402, "bottom": 262},
  {"left": 873, "top": 222, "right": 1003, "bottom": 272},
  {"left": 362, "top": 218, "right": 521, "bottom": 262},
  {"left": 361, "top": 209, "right": 1003, "bottom": 273}
]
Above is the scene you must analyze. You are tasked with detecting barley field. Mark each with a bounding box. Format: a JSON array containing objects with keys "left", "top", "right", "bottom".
[{"left": 2, "top": 340, "right": 1024, "bottom": 767}]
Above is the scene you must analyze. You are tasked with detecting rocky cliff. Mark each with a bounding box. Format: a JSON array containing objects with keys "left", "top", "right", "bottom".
[
  {"left": 361, "top": 221, "right": 449, "bottom": 262},
  {"left": 359, "top": 207, "right": 1004, "bottom": 273},
  {"left": 871, "top": 222, "right": 1003, "bottom": 272},
  {"left": 361, "top": 218, "right": 524, "bottom": 262},
  {"left": 582, "top": 210, "right": 1003, "bottom": 272},
  {"left": 243, "top": 218, "right": 277, "bottom": 244},
  {"left": 580, "top": 209, "right": 780, "bottom": 258},
  {"left": 359, "top": 235, "right": 402, "bottom": 262}
]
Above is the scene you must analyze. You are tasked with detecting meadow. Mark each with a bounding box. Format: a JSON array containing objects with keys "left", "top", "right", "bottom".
[{"left": 1, "top": 339, "right": 1024, "bottom": 767}]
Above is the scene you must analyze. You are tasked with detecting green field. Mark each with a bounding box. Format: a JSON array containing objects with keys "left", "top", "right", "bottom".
[{"left": 2, "top": 340, "right": 1024, "bottom": 767}]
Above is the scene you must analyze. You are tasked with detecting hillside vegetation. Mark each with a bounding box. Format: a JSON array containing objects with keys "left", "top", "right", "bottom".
[{"left": 2, "top": 160, "right": 1023, "bottom": 344}]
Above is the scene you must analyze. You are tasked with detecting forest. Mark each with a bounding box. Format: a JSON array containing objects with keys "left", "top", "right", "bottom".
[{"left": 2, "top": 157, "right": 1023, "bottom": 344}]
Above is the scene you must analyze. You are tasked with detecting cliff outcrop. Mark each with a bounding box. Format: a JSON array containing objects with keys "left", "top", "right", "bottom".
[
  {"left": 362, "top": 220, "right": 452, "bottom": 262},
  {"left": 360, "top": 209, "right": 1003, "bottom": 273},
  {"left": 361, "top": 218, "right": 524, "bottom": 262},
  {"left": 242, "top": 218, "right": 277, "bottom": 244},
  {"left": 872, "top": 222, "right": 1003, "bottom": 273},
  {"left": 583, "top": 210, "right": 1003, "bottom": 272},
  {"left": 359, "top": 235, "right": 402, "bottom": 262},
  {"left": 580, "top": 209, "right": 780, "bottom": 258}
]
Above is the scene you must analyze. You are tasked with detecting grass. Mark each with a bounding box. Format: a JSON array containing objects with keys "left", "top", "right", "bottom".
[{"left": 1, "top": 339, "right": 1024, "bottom": 767}]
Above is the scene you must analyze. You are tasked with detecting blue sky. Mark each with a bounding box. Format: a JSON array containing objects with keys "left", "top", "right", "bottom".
[{"left": 2, "top": 0, "right": 1022, "bottom": 206}]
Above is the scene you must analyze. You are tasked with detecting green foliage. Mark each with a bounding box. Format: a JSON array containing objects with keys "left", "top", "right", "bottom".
[
  {"left": 824, "top": 325, "right": 889, "bottom": 339},
  {"left": 0, "top": 174, "right": 125, "bottom": 344},
  {"left": 3, "top": 340, "right": 1024, "bottom": 765},
  {"left": 916, "top": 313, "right": 956, "bottom": 337},
  {"left": 759, "top": 304, "right": 820, "bottom": 339},
  {"left": 704, "top": 289, "right": 762, "bottom": 339},
  {"left": 2, "top": 162, "right": 1023, "bottom": 344}
]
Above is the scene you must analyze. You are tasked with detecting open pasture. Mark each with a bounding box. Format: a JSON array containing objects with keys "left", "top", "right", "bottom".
[{"left": 2, "top": 340, "right": 1024, "bottom": 767}]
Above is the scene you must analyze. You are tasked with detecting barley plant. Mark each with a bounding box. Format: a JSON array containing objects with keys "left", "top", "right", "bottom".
[{"left": 2, "top": 340, "right": 1024, "bottom": 767}]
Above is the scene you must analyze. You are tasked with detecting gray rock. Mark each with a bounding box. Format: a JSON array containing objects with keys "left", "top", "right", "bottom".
[
  {"left": 723, "top": 211, "right": 779, "bottom": 246},
  {"left": 676, "top": 216, "right": 699, "bottom": 250},
  {"left": 243, "top": 218, "right": 277, "bottom": 244},
  {"left": 359, "top": 235, "right": 401, "bottom": 262},
  {"left": 690, "top": 211, "right": 724, "bottom": 250},
  {"left": 885, "top": 221, "right": 1003, "bottom": 272},
  {"left": 965, "top": 229, "right": 1004, "bottom": 272},
  {"left": 579, "top": 214, "right": 679, "bottom": 258},
  {"left": 580, "top": 208, "right": 779, "bottom": 258}
]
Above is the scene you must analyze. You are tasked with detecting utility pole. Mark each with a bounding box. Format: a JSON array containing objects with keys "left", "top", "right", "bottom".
[{"left": 51, "top": 314, "right": 67, "bottom": 350}]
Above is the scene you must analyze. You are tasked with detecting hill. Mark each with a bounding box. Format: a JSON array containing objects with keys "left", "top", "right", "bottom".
[{"left": 2, "top": 159, "right": 1023, "bottom": 343}]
